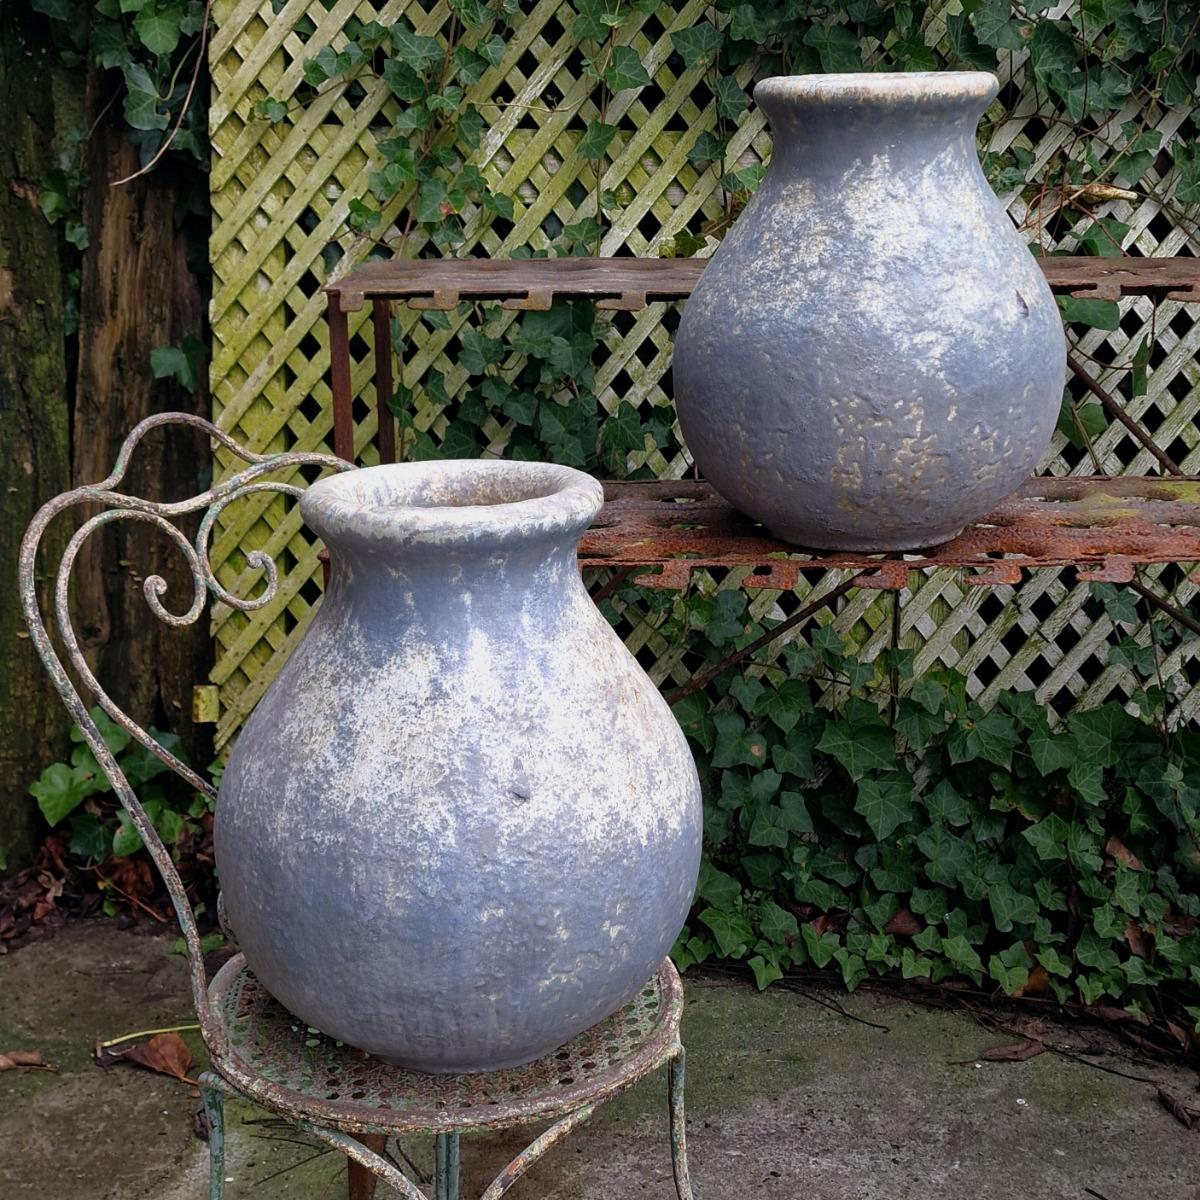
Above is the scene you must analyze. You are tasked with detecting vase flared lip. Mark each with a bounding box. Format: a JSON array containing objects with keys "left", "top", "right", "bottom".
[
  {"left": 755, "top": 70, "right": 998, "bottom": 108},
  {"left": 300, "top": 458, "right": 604, "bottom": 550}
]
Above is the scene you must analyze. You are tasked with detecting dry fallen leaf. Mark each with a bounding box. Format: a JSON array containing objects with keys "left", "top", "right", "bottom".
[
  {"left": 112, "top": 1032, "right": 196, "bottom": 1083},
  {"left": 884, "top": 908, "right": 921, "bottom": 937},
  {"left": 1105, "top": 835, "right": 1144, "bottom": 872},
  {"left": 1124, "top": 919, "right": 1151, "bottom": 959},
  {"left": 1157, "top": 1087, "right": 1199, "bottom": 1130},
  {"left": 981, "top": 1039, "right": 1046, "bottom": 1063},
  {"left": 0, "top": 1049, "right": 52, "bottom": 1071}
]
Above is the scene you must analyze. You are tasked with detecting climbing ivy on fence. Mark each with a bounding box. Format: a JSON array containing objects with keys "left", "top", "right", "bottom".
[{"left": 630, "top": 579, "right": 1200, "bottom": 1028}]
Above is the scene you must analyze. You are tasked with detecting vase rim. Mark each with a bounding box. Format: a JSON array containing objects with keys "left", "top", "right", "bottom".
[
  {"left": 301, "top": 459, "right": 604, "bottom": 549},
  {"left": 755, "top": 71, "right": 998, "bottom": 107}
]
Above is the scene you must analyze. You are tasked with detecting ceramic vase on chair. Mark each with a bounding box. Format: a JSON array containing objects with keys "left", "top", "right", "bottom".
[
  {"left": 673, "top": 71, "right": 1067, "bottom": 551},
  {"left": 215, "top": 460, "right": 703, "bottom": 1072}
]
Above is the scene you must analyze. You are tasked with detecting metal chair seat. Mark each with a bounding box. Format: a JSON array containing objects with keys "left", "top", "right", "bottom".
[{"left": 206, "top": 953, "right": 684, "bottom": 1136}]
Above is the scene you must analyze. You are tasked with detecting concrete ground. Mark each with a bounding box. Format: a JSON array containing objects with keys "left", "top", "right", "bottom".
[{"left": 0, "top": 923, "right": 1196, "bottom": 1200}]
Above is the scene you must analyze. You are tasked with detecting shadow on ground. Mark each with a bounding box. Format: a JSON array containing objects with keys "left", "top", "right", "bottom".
[{"left": 1, "top": 923, "right": 1196, "bottom": 1199}]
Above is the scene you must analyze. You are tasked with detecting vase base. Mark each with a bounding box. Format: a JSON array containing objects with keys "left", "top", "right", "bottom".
[{"left": 765, "top": 524, "right": 968, "bottom": 554}]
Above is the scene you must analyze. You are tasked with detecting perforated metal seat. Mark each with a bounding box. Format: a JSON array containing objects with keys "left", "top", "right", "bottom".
[{"left": 207, "top": 954, "right": 684, "bottom": 1135}]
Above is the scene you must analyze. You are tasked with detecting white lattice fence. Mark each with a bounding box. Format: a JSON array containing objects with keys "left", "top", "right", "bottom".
[{"left": 209, "top": 0, "right": 1200, "bottom": 745}]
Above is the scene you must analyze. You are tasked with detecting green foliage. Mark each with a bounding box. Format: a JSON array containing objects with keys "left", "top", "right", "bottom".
[
  {"left": 652, "top": 587, "right": 1200, "bottom": 1027},
  {"left": 27, "top": 707, "right": 213, "bottom": 867}
]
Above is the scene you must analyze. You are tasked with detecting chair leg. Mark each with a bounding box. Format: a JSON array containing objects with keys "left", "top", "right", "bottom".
[
  {"left": 201, "top": 1083, "right": 225, "bottom": 1200},
  {"left": 668, "top": 1047, "right": 694, "bottom": 1200},
  {"left": 347, "top": 1134, "right": 388, "bottom": 1200},
  {"left": 435, "top": 1132, "right": 460, "bottom": 1200}
]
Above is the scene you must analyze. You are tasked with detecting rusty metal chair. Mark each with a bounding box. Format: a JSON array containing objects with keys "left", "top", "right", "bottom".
[{"left": 19, "top": 413, "right": 694, "bottom": 1200}]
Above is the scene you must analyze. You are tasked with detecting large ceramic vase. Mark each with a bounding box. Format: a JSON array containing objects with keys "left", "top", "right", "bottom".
[
  {"left": 215, "top": 461, "right": 702, "bottom": 1072},
  {"left": 673, "top": 72, "right": 1066, "bottom": 551}
]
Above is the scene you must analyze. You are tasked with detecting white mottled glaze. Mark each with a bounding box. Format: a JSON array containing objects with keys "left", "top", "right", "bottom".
[
  {"left": 674, "top": 72, "right": 1067, "bottom": 551},
  {"left": 215, "top": 460, "right": 702, "bottom": 1072}
]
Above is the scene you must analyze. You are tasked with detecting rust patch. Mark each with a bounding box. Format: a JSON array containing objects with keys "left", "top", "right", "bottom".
[{"left": 579, "top": 478, "right": 1200, "bottom": 590}]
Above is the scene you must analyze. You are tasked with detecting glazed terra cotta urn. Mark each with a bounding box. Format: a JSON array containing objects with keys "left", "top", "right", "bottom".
[
  {"left": 214, "top": 460, "right": 703, "bottom": 1073},
  {"left": 673, "top": 71, "right": 1067, "bottom": 551}
]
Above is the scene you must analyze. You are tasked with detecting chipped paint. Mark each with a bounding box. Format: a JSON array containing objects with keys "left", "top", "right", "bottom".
[{"left": 215, "top": 459, "right": 703, "bottom": 1073}]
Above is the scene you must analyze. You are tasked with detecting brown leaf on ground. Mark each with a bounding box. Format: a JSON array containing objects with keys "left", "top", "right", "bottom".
[
  {"left": 1125, "top": 919, "right": 1151, "bottom": 959},
  {"left": 0, "top": 1049, "right": 51, "bottom": 1071},
  {"left": 807, "top": 914, "right": 838, "bottom": 935},
  {"left": 113, "top": 1032, "right": 195, "bottom": 1082},
  {"left": 981, "top": 1039, "right": 1046, "bottom": 1062},
  {"left": 1157, "top": 1087, "right": 1199, "bottom": 1130},
  {"left": 1013, "top": 966, "right": 1049, "bottom": 998},
  {"left": 884, "top": 908, "right": 921, "bottom": 936},
  {"left": 1105, "top": 835, "right": 1144, "bottom": 871}
]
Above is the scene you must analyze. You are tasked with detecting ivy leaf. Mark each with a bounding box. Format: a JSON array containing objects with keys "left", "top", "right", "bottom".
[
  {"left": 68, "top": 812, "right": 110, "bottom": 861},
  {"left": 1069, "top": 705, "right": 1135, "bottom": 767},
  {"left": 758, "top": 898, "right": 799, "bottom": 945},
  {"left": 896, "top": 697, "right": 944, "bottom": 751},
  {"left": 1027, "top": 722, "right": 1075, "bottom": 775},
  {"left": 29, "top": 763, "right": 101, "bottom": 827},
  {"left": 947, "top": 708, "right": 1020, "bottom": 769},
  {"left": 728, "top": 4, "right": 773, "bottom": 42},
  {"left": 941, "top": 934, "right": 985, "bottom": 979},
  {"left": 972, "top": 0, "right": 1028, "bottom": 50},
  {"left": 121, "top": 63, "right": 168, "bottom": 131},
  {"left": 133, "top": 2, "right": 184, "bottom": 56},
  {"left": 389, "top": 24, "right": 444, "bottom": 70},
  {"left": 1171, "top": 141, "right": 1200, "bottom": 203},
  {"left": 816, "top": 720, "right": 895, "bottom": 779},
  {"left": 988, "top": 882, "right": 1039, "bottom": 933},
  {"left": 1068, "top": 760, "right": 1107, "bottom": 805},
  {"left": 477, "top": 33, "right": 507, "bottom": 67},
  {"left": 696, "top": 861, "right": 740, "bottom": 910},
  {"left": 698, "top": 906, "right": 753, "bottom": 958},
  {"left": 449, "top": 0, "right": 491, "bottom": 26},
  {"left": 1027, "top": 19, "right": 1076, "bottom": 82},
  {"left": 381, "top": 59, "right": 427, "bottom": 102},
  {"left": 459, "top": 328, "right": 504, "bottom": 374},
  {"left": 604, "top": 45, "right": 650, "bottom": 93},
  {"left": 747, "top": 954, "right": 783, "bottom": 990},
  {"left": 945, "top": 12, "right": 995, "bottom": 68},
  {"left": 916, "top": 823, "right": 972, "bottom": 887},
  {"left": 578, "top": 120, "right": 617, "bottom": 160},
  {"left": 855, "top": 773, "right": 915, "bottom": 840},
  {"left": 925, "top": 779, "right": 971, "bottom": 827},
  {"left": 988, "top": 942, "right": 1032, "bottom": 994},
  {"left": 1059, "top": 296, "right": 1120, "bottom": 330},
  {"left": 1022, "top": 813, "right": 1069, "bottom": 861},
  {"left": 254, "top": 97, "right": 288, "bottom": 123},
  {"left": 713, "top": 76, "right": 748, "bottom": 121},
  {"left": 573, "top": 0, "right": 619, "bottom": 41},
  {"left": 112, "top": 818, "right": 143, "bottom": 857},
  {"left": 802, "top": 24, "right": 861, "bottom": 73},
  {"left": 753, "top": 680, "right": 811, "bottom": 734},
  {"left": 672, "top": 22, "right": 723, "bottom": 71}
]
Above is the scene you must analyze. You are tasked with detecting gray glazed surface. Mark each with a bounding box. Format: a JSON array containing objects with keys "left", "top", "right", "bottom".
[
  {"left": 673, "top": 72, "right": 1067, "bottom": 551},
  {"left": 214, "top": 460, "right": 703, "bottom": 1073}
]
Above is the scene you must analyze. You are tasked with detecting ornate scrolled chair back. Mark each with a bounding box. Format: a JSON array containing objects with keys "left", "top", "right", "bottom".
[{"left": 18, "top": 413, "right": 352, "bottom": 1059}]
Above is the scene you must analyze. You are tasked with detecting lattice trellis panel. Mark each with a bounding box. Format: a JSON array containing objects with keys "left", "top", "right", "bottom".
[{"left": 210, "top": 0, "right": 1200, "bottom": 746}]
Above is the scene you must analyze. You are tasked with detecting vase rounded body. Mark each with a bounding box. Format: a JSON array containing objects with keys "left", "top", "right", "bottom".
[
  {"left": 214, "top": 461, "right": 702, "bottom": 1073},
  {"left": 673, "top": 72, "right": 1066, "bottom": 551}
]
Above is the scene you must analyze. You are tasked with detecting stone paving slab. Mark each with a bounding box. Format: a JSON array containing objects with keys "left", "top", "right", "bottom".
[{"left": 1, "top": 923, "right": 1197, "bottom": 1200}]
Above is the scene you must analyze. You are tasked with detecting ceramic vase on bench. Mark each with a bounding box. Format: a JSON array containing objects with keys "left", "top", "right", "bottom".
[
  {"left": 215, "top": 461, "right": 703, "bottom": 1072},
  {"left": 674, "top": 71, "right": 1067, "bottom": 551}
]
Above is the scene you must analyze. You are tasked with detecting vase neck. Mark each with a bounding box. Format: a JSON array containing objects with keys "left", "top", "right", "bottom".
[
  {"left": 300, "top": 459, "right": 602, "bottom": 619},
  {"left": 755, "top": 71, "right": 996, "bottom": 179}
]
